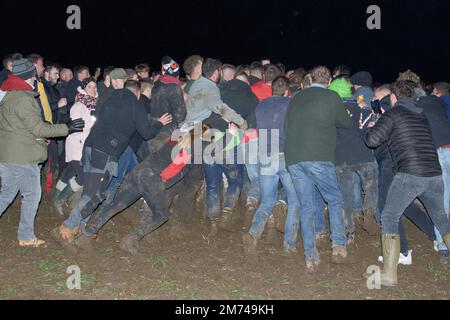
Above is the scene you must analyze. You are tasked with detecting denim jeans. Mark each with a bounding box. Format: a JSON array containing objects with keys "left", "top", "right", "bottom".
[
  {"left": 314, "top": 188, "right": 327, "bottom": 234},
  {"left": 381, "top": 173, "right": 450, "bottom": 239},
  {"left": 435, "top": 148, "right": 450, "bottom": 251},
  {"left": 103, "top": 147, "right": 138, "bottom": 207},
  {"left": 288, "top": 162, "right": 347, "bottom": 262},
  {"left": 249, "top": 153, "right": 300, "bottom": 250},
  {"left": 377, "top": 155, "right": 437, "bottom": 253},
  {"left": 0, "top": 163, "right": 42, "bottom": 240},
  {"left": 336, "top": 162, "right": 378, "bottom": 235},
  {"left": 353, "top": 172, "right": 363, "bottom": 211},
  {"left": 203, "top": 163, "right": 243, "bottom": 219},
  {"left": 242, "top": 138, "right": 260, "bottom": 202}
]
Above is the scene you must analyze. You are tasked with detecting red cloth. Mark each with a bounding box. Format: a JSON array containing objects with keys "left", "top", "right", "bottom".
[
  {"left": 1, "top": 74, "right": 33, "bottom": 91},
  {"left": 159, "top": 74, "right": 181, "bottom": 86},
  {"left": 251, "top": 80, "right": 272, "bottom": 101},
  {"left": 241, "top": 129, "right": 258, "bottom": 144},
  {"left": 160, "top": 150, "right": 192, "bottom": 183}
]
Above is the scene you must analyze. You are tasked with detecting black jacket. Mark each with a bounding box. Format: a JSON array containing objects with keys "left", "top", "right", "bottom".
[
  {"left": 55, "top": 80, "right": 69, "bottom": 99},
  {"left": 365, "top": 97, "right": 442, "bottom": 177},
  {"left": 419, "top": 95, "right": 450, "bottom": 149},
  {"left": 147, "top": 77, "right": 186, "bottom": 153},
  {"left": 84, "top": 88, "right": 162, "bottom": 159},
  {"left": 43, "top": 79, "right": 63, "bottom": 124},
  {"left": 129, "top": 95, "right": 153, "bottom": 154},
  {"left": 220, "top": 79, "right": 259, "bottom": 128},
  {"left": 335, "top": 99, "right": 375, "bottom": 166}
]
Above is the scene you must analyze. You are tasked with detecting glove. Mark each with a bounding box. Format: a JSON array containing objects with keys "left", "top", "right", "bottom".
[{"left": 66, "top": 118, "right": 85, "bottom": 134}]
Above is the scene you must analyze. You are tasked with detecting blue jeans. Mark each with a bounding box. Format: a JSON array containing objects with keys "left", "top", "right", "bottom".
[
  {"left": 381, "top": 173, "right": 450, "bottom": 238},
  {"left": 0, "top": 163, "right": 41, "bottom": 240},
  {"left": 353, "top": 172, "right": 363, "bottom": 211},
  {"left": 435, "top": 148, "right": 450, "bottom": 251},
  {"left": 314, "top": 188, "right": 327, "bottom": 234},
  {"left": 288, "top": 162, "right": 347, "bottom": 262},
  {"left": 249, "top": 154, "right": 300, "bottom": 250},
  {"left": 242, "top": 139, "right": 260, "bottom": 202},
  {"left": 103, "top": 147, "right": 138, "bottom": 206},
  {"left": 203, "top": 163, "right": 244, "bottom": 219}
]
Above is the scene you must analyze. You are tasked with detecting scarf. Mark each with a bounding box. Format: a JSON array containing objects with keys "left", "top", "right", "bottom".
[{"left": 76, "top": 91, "right": 97, "bottom": 110}]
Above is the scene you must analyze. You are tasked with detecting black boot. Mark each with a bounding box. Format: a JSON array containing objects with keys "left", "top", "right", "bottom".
[{"left": 53, "top": 185, "right": 76, "bottom": 216}]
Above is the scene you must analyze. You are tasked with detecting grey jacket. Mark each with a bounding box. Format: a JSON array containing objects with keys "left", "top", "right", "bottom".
[{"left": 183, "top": 77, "right": 245, "bottom": 128}]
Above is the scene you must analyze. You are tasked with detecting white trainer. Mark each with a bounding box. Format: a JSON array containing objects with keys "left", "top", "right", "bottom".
[{"left": 378, "top": 250, "right": 412, "bottom": 265}]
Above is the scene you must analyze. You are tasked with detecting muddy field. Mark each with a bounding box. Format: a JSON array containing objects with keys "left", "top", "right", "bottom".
[{"left": 0, "top": 189, "right": 448, "bottom": 300}]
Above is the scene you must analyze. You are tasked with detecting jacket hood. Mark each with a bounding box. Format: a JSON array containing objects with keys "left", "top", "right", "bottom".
[
  {"left": 396, "top": 97, "right": 423, "bottom": 113},
  {"left": 353, "top": 86, "right": 374, "bottom": 103},
  {"left": 159, "top": 74, "right": 180, "bottom": 86},
  {"left": 329, "top": 78, "right": 352, "bottom": 99},
  {"left": 0, "top": 74, "right": 33, "bottom": 92}
]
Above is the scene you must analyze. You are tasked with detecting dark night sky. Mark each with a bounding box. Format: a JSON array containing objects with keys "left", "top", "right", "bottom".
[{"left": 1, "top": 0, "right": 449, "bottom": 83}]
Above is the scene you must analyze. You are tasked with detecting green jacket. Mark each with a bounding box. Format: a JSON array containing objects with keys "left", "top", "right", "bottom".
[
  {"left": 0, "top": 90, "right": 68, "bottom": 164},
  {"left": 284, "top": 86, "right": 352, "bottom": 166}
]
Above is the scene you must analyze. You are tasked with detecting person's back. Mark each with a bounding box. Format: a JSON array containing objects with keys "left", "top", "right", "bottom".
[
  {"left": 366, "top": 96, "right": 441, "bottom": 177},
  {"left": 85, "top": 88, "right": 158, "bottom": 159},
  {"left": 285, "top": 86, "right": 351, "bottom": 166},
  {"left": 185, "top": 76, "right": 219, "bottom": 124},
  {"left": 419, "top": 95, "right": 450, "bottom": 149}
]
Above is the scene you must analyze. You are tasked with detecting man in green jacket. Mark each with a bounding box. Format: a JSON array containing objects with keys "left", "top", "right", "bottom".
[
  {"left": 284, "top": 66, "right": 353, "bottom": 272},
  {"left": 0, "top": 54, "right": 84, "bottom": 247}
]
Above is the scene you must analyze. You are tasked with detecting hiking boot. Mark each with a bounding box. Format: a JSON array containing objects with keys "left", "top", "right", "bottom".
[
  {"left": 242, "top": 232, "right": 258, "bottom": 255},
  {"left": 119, "top": 234, "right": 140, "bottom": 255},
  {"left": 19, "top": 238, "right": 46, "bottom": 248},
  {"left": 281, "top": 246, "right": 298, "bottom": 258},
  {"left": 272, "top": 201, "right": 287, "bottom": 233},
  {"left": 379, "top": 234, "right": 400, "bottom": 287},
  {"left": 50, "top": 225, "right": 79, "bottom": 254},
  {"left": 347, "top": 231, "right": 356, "bottom": 246},
  {"left": 439, "top": 250, "right": 450, "bottom": 265},
  {"left": 75, "top": 233, "right": 96, "bottom": 253},
  {"left": 219, "top": 207, "right": 234, "bottom": 231},
  {"left": 316, "top": 233, "right": 328, "bottom": 248},
  {"left": 245, "top": 197, "right": 258, "bottom": 213},
  {"left": 363, "top": 208, "right": 380, "bottom": 236},
  {"left": 331, "top": 246, "right": 357, "bottom": 264}
]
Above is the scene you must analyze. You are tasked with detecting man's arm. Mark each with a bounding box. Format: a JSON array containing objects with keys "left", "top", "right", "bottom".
[
  {"left": 364, "top": 111, "right": 395, "bottom": 148},
  {"left": 335, "top": 99, "right": 353, "bottom": 129},
  {"left": 16, "top": 96, "right": 68, "bottom": 138}
]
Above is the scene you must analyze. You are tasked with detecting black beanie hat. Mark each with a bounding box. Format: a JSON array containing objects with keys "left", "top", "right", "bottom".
[
  {"left": 12, "top": 53, "right": 37, "bottom": 80},
  {"left": 81, "top": 77, "right": 96, "bottom": 89},
  {"left": 351, "top": 71, "right": 373, "bottom": 88}
]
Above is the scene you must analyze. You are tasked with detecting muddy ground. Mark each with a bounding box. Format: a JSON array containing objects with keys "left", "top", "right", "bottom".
[{"left": 0, "top": 188, "right": 448, "bottom": 300}]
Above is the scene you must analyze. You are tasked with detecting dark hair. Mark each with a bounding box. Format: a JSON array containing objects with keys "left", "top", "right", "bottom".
[
  {"left": 183, "top": 55, "right": 204, "bottom": 75},
  {"left": 276, "top": 63, "right": 286, "bottom": 75},
  {"left": 140, "top": 78, "right": 154, "bottom": 92},
  {"left": 135, "top": 63, "right": 150, "bottom": 73},
  {"left": 74, "top": 65, "right": 89, "bottom": 75},
  {"left": 125, "top": 80, "right": 141, "bottom": 94},
  {"left": 288, "top": 72, "right": 303, "bottom": 89},
  {"left": 390, "top": 80, "right": 416, "bottom": 99},
  {"left": 103, "top": 66, "right": 115, "bottom": 79},
  {"left": 250, "top": 61, "right": 263, "bottom": 69},
  {"left": 234, "top": 71, "right": 249, "bottom": 83},
  {"left": 272, "top": 76, "right": 290, "bottom": 96},
  {"left": 294, "top": 67, "right": 307, "bottom": 78},
  {"left": 263, "top": 64, "right": 282, "bottom": 83},
  {"left": 2, "top": 54, "right": 12, "bottom": 69},
  {"left": 126, "top": 68, "right": 138, "bottom": 79},
  {"left": 236, "top": 64, "right": 250, "bottom": 74},
  {"left": 26, "top": 53, "right": 43, "bottom": 64},
  {"left": 202, "top": 58, "right": 222, "bottom": 79}
]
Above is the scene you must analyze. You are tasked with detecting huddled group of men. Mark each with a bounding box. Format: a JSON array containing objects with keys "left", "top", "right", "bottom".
[{"left": 1, "top": 52, "right": 450, "bottom": 288}]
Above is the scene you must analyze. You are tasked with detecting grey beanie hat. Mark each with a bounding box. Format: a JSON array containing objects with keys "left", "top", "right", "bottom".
[{"left": 12, "top": 53, "right": 37, "bottom": 80}]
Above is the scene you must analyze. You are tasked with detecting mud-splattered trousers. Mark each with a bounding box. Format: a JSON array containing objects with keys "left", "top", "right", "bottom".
[
  {"left": 249, "top": 153, "right": 300, "bottom": 250},
  {"left": 336, "top": 161, "right": 378, "bottom": 236},
  {"left": 63, "top": 147, "right": 118, "bottom": 231},
  {"left": 202, "top": 163, "right": 244, "bottom": 220}
]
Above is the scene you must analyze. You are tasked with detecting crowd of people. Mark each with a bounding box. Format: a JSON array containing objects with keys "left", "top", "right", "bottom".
[{"left": 0, "top": 52, "right": 450, "bottom": 288}]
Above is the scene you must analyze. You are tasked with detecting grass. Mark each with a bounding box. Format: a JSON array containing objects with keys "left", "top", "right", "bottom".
[
  {"left": 426, "top": 262, "right": 448, "bottom": 282},
  {"left": 147, "top": 255, "right": 168, "bottom": 268},
  {"left": 319, "top": 280, "right": 339, "bottom": 289},
  {"left": 0, "top": 286, "right": 18, "bottom": 299},
  {"left": 151, "top": 278, "right": 181, "bottom": 293}
]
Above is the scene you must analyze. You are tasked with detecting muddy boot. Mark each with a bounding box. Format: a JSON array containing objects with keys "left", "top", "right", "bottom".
[
  {"left": 272, "top": 201, "right": 287, "bottom": 234},
  {"left": 266, "top": 215, "right": 278, "bottom": 244},
  {"left": 119, "top": 234, "right": 140, "bottom": 255},
  {"left": 363, "top": 208, "right": 380, "bottom": 236},
  {"left": 242, "top": 232, "right": 258, "bottom": 255},
  {"left": 305, "top": 257, "right": 320, "bottom": 273},
  {"left": 316, "top": 232, "right": 328, "bottom": 249},
  {"left": 441, "top": 234, "right": 450, "bottom": 264},
  {"left": 242, "top": 210, "right": 255, "bottom": 231},
  {"left": 53, "top": 185, "right": 76, "bottom": 216},
  {"left": 74, "top": 233, "right": 96, "bottom": 253},
  {"left": 281, "top": 245, "right": 298, "bottom": 259},
  {"left": 245, "top": 197, "right": 258, "bottom": 213},
  {"left": 50, "top": 225, "right": 79, "bottom": 255},
  {"left": 331, "top": 246, "right": 357, "bottom": 264},
  {"left": 378, "top": 234, "right": 400, "bottom": 287},
  {"left": 219, "top": 207, "right": 234, "bottom": 231}
]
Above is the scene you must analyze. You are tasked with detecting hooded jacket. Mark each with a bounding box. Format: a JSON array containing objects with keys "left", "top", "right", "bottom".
[
  {"left": 251, "top": 80, "right": 272, "bottom": 101},
  {"left": 0, "top": 75, "right": 69, "bottom": 164},
  {"left": 365, "top": 97, "right": 442, "bottom": 177}
]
